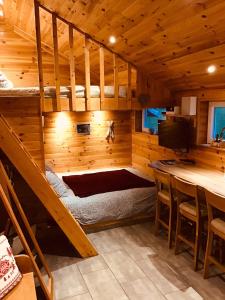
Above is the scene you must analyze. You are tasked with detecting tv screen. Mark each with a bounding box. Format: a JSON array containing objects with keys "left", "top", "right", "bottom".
[
  {"left": 158, "top": 119, "right": 191, "bottom": 150},
  {"left": 143, "top": 108, "right": 166, "bottom": 134}
]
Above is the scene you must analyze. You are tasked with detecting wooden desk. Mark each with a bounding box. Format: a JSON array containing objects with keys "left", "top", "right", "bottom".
[{"left": 151, "top": 161, "right": 225, "bottom": 197}]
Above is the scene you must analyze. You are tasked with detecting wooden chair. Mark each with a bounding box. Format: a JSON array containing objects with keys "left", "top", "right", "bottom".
[
  {"left": 4, "top": 255, "right": 37, "bottom": 300},
  {"left": 174, "top": 176, "right": 207, "bottom": 271},
  {"left": 154, "top": 168, "right": 174, "bottom": 248},
  {"left": 204, "top": 189, "right": 225, "bottom": 278}
]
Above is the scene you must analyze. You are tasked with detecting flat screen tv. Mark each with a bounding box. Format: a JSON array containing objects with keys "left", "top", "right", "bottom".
[{"left": 158, "top": 118, "right": 191, "bottom": 151}]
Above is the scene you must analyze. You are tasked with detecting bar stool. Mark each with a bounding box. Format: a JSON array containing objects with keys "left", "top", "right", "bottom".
[
  {"left": 174, "top": 176, "right": 207, "bottom": 271},
  {"left": 153, "top": 168, "right": 174, "bottom": 248},
  {"left": 204, "top": 189, "right": 225, "bottom": 278}
]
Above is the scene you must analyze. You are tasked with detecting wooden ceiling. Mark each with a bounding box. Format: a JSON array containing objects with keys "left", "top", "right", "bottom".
[{"left": 2, "top": 0, "right": 225, "bottom": 91}]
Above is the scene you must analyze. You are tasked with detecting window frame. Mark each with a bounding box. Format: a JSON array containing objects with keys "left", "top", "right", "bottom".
[{"left": 207, "top": 101, "right": 225, "bottom": 143}]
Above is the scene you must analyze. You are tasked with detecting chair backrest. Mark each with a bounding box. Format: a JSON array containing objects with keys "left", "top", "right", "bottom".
[
  {"left": 173, "top": 176, "right": 197, "bottom": 198},
  {"left": 153, "top": 168, "right": 171, "bottom": 187},
  {"left": 204, "top": 189, "right": 225, "bottom": 213}
]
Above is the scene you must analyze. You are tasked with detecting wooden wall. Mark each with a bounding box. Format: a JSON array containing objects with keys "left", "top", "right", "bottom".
[
  {"left": 0, "top": 97, "right": 44, "bottom": 170},
  {"left": 133, "top": 70, "right": 172, "bottom": 110},
  {"left": 173, "top": 89, "right": 225, "bottom": 172},
  {"left": 131, "top": 112, "right": 181, "bottom": 177},
  {"left": 44, "top": 111, "right": 132, "bottom": 172}
]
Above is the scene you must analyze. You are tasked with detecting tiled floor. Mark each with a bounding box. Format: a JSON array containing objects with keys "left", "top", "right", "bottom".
[{"left": 45, "top": 223, "right": 225, "bottom": 300}]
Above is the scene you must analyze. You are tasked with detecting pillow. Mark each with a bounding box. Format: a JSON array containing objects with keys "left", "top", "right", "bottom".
[
  {"left": 46, "top": 170, "right": 68, "bottom": 197},
  {"left": 0, "top": 235, "right": 22, "bottom": 299},
  {"left": 45, "top": 164, "right": 54, "bottom": 172}
]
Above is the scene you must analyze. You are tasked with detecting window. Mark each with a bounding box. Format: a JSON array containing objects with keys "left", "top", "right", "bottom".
[
  {"left": 142, "top": 108, "right": 166, "bottom": 134},
  {"left": 207, "top": 102, "right": 225, "bottom": 143}
]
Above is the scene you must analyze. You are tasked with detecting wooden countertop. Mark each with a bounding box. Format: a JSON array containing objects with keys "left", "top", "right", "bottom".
[{"left": 150, "top": 160, "right": 225, "bottom": 197}]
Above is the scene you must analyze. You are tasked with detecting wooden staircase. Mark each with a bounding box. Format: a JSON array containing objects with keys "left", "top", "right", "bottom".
[{"left": 0, "top": 114, "right": 97, "bottom": 258}]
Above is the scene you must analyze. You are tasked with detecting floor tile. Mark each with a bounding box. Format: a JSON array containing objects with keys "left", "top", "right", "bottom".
[
  {"left": 165, "top": 287, "right": 203, "bottom": 300},
  {"left": 77, "top": 255, "right": 108, "bottom": 275},
  {"left": 102, "top": 250, "right": 146, "bottom": 283},
  {"left": 83, "top": 268, "right": 128, "bottom": 300},
  {"left": 121, "top": 277, "right": 166, "bottom": 300},
  {"left": 136, "top": 256, "right": 188, "bottom": 295}
]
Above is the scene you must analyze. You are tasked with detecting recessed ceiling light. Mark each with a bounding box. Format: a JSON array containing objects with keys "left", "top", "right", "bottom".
[
  {"left": 109, "top": 35, "right": 116, "bottom": 44},
  {"left": 0, "top": 0, "right": 4, "bottom": 5},
  {"left": 0, "top": 9, "right": 3, "bottom": 17},
  {"left": 207, "top": 65, "right": 216, "bottom": 74}
]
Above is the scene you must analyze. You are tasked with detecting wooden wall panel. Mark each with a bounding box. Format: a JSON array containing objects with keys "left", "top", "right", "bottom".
[
  {"left": 0, "top": 97, "right": 44, "bottom": 170},
  {"left": 44, "top": 111, "right": 131, "bottom": 172},
  {"left": 188, "top": 146, "right": 225, "bottom": 172},
  {"left": 132, "top": 132, "right": 179, "bottom": 177},
  {"left": 133, "top": 70, "right": 172, "bottom": 110}
]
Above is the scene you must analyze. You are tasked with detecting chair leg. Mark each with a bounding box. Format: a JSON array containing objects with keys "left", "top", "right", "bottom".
[
  {"left": 155, "top": 199, "right": 160, "bottom": 236},
  {"left": 194, "top": 220, "right": 201, "bottom": 271},
  {"left": 168, "top": 206, "right": 173, "bottom": 249},
  {"left": 203, "top": 230, "right": 213, "bottom": 279},
  {"left": 175, "top": 210, "right": 181, "bottom": 255}
]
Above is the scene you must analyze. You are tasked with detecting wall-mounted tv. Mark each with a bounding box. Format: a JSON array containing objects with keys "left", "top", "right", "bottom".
[
  {"left": 142, "top": 108, "right": 166, "bottom": 134},
  {"left": 158, "top": 118, "right": 191, "bottom": 151}
]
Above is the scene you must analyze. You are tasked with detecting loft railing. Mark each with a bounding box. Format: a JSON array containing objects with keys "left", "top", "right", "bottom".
[{"left": 33, "top": 0, "right": 137, "bottom": 113}]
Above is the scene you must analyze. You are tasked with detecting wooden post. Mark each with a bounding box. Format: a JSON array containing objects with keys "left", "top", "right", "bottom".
[
  {"left": 99, "top": 46, "right": 104, "bottom": 109},
  {"left": 113, "top": 53, "right": 119, "bottom": 100},
  {"left": 52, "top": 13, "right": 61, "bottom": 112},
  {"left": 69, "top": 25, "right": 76, "bottom": 111},
  {"left": 127, "top": 63, "right": 132, "bottom": 101},
  {"left": 34, "top": 0, "right": 45, "bottom": 112},
  {"left": 84, "top": 37, "right": 90, "bottom": 111}
]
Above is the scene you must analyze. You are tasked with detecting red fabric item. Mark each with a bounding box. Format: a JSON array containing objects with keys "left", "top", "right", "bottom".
[{"left": 62, "top": 169, "right": 155, "bottom": 198}]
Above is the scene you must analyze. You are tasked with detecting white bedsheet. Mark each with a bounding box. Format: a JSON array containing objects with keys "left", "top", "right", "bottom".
[
  {"left": 0, "top": 85, "right": 127, "bottom": 98},
  {"left": 58, "top": 168, "right": 156, "bottom": 225}
]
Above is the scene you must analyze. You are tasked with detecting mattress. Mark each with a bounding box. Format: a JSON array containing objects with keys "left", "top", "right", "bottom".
[
  {"left": 0, "top": 85, "right": 127, "bottom": 98},
  {"left": 57, "top": 168, "right": 156, "bottom": 225}
]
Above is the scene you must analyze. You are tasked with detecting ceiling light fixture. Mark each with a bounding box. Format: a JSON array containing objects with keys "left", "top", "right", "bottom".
[
  {"left": 109, "top": 35, "right": 116, "bottom": 44},
  {"left": 0, "top": 9, "right": 3, "bottom": 17},
  {"left": 0, "top": 0, "right": 4, "bottom": 5},
  {"left": 207, "top": 65, "right": 216, "bottom": 74}
]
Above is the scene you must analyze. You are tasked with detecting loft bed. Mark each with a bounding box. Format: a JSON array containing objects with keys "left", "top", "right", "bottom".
[
  {"left": 0, "top": 85, "right": 135, "bottom": 112},
  {"left": 0, "top": 85, "right": 129, "bottom": 98},
  {"left": 31, "top": 2, "right": 137, "bottom": 114}
]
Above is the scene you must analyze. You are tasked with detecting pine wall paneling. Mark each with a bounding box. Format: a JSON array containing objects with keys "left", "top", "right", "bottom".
[
  {"left": 43, "top": 111, "right": 132, "bottom": 172},
  {"left": 173, "top": 89, "right": 225, "bottom": 172},
  {"left": 0, "top": 97, "right": 44, "bottom": 170}
]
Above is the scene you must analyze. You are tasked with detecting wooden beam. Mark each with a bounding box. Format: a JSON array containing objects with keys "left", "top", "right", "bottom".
[
  {"left": 69, "top": 25, "right": 76, "bottom": 111},
  {"left": 0, "top": 114, "right": 97, "bottom": 258},
  {"left": 99, "top": 46, "right": 104, "bottom": 108},
  {"left": 14, "top": 25, "right": 68, "bottom": 61},
  {"left": 127, "top": 63, "right": 132, "bottom": 101},
  {"left": 113, "top": 53, "right": 119, "bottom": 100},
  {"left": 52, "top": 13, "right": 61, "bottom": 112},
  {"left": 34, "top": 0, "right": 45, "bottom": 112},
  {"left": 84, "top": 37, "right": 90, "bottom": 110}
]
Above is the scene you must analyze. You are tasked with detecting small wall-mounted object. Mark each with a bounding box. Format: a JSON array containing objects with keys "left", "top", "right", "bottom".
[
  {"left": 181, "top": 96, "right": 197, "bottom": 116},
  {"left": 76, "top": 123, "right": 90, "bottom": 135}
]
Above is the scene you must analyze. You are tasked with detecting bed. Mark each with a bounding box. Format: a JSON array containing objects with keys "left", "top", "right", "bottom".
[
  {"left": 0, "top": 85, "right": 128, "bottom": 98},
  {"left": 46, "top": 167, "right": 156, "bottom": 231}
]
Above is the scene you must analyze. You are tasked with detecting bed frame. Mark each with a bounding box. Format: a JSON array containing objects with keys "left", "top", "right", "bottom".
[{"left": 82, "top": 212, "right": 154, "bottom": 233}]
